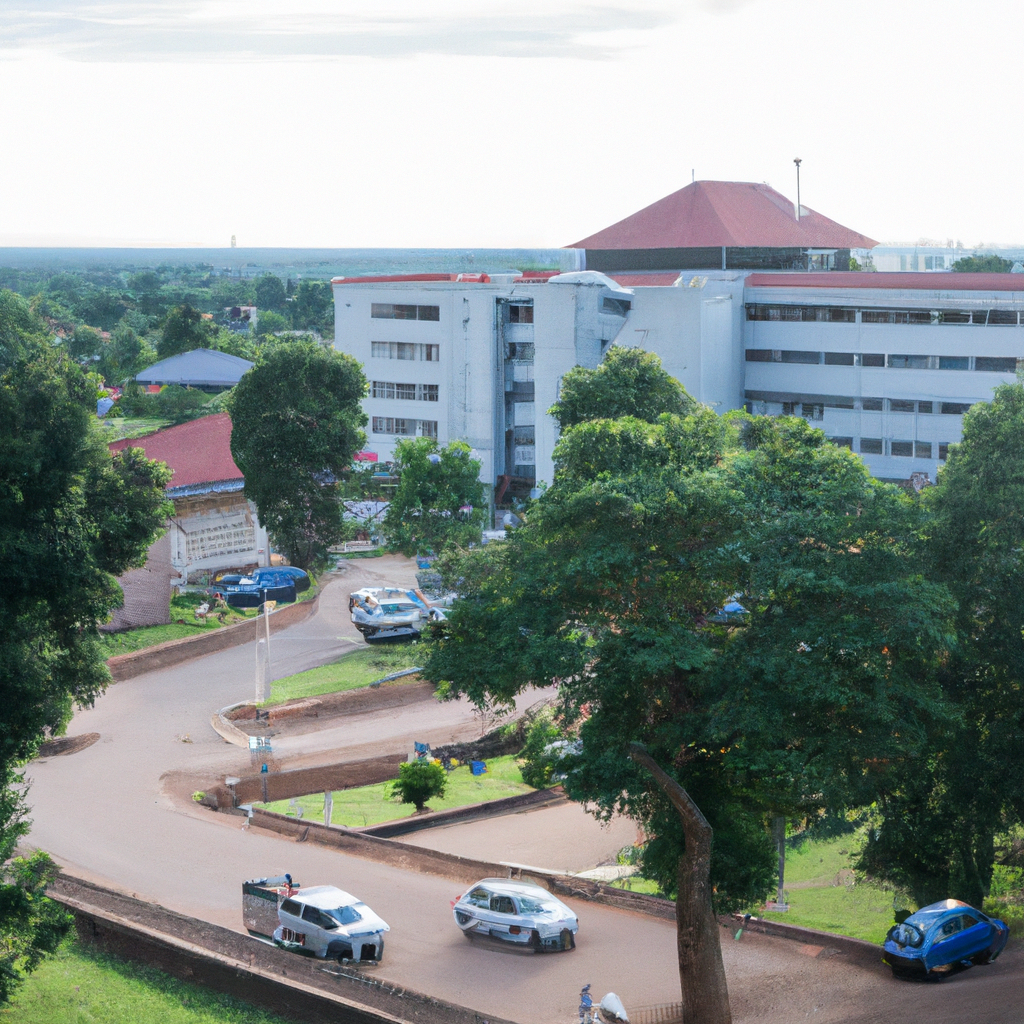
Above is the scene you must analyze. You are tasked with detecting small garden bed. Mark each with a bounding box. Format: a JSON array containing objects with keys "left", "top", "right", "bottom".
[
  {"left": 262, "top": 754, "right": 533, "bottom": 828},
  {"left": 262, "top": 643, "right": 425, "bottom": 706}
]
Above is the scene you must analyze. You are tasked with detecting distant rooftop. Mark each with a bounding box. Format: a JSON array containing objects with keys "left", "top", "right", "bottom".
[
  {"left": 569, "top": 180, "right": 878, "bottom": 251},
  {"left": 135, "top": 348, "right": 253, "bottom": 388},
  {"left": 745, "top": 272, "right": 1024, "bottom": 292},
  {"left": 109, "top": 413, "right": 243, "bottom": 496}
]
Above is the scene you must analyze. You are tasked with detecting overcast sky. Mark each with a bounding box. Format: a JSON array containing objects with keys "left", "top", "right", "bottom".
[{"left": 2, "top": 0, "right": 1022, "bottom": 249}]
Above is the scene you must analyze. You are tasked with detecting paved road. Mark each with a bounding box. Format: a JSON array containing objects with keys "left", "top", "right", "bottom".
[{"left": 24, "top": 556, "right": 1024, "bottom": 1024}]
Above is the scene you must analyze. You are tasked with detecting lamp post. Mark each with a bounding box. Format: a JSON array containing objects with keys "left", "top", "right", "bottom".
[{"left": 793, "top": 158, "right": 802, "bottom": 221}]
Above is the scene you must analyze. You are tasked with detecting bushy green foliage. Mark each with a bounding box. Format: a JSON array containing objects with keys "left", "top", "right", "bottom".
[
  {"left": 116, "top": 382, "right": 212, "bottom": 424},
  {"left": 390, "top": 760, "right": 447, "bottom": 812},
  {"left": 382, "top": 439, "right": 487, "bottom": 556},
  {"left": 254, "top": 274, "right": 286, "bottom": 311},
  {"left": 549, "top": 346, "right": 696, "bottom": 430},
  {"left": 229, "top": 344, "right": 367, "bottom": 569},
  {"left": 158, "top": 304, "right": 214, "bottom": 359},
  {"left": 950, "top": 254, "right": 1014, "bottom": 273},
  {"left": 516, "top": 708, "right": 563, "bottom": 788}
]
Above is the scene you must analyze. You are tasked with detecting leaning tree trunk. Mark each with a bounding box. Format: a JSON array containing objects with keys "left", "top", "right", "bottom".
[{"left": 629, "top": 744, "right": 731, "bottom": 1024}]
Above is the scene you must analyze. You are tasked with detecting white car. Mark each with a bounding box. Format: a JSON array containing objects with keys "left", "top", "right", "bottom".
[
  {"left": 452, "top": 879, "right": 578, "bottom": 952},
  {"left": 273, "top": 885, "right": 390, "bottom": 962}
]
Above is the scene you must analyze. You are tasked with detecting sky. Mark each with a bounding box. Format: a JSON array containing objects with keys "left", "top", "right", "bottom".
[{"left": 2, "top": 0, "right": 1023, "bottom": 249}]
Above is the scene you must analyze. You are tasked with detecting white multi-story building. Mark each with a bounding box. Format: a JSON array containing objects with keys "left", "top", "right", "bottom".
[{"left": 333, "top": 181, "right": 1024, "bottom": 495}]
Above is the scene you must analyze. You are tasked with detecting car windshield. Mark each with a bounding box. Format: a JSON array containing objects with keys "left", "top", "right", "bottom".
[
  {"left": 517, "top": 896, "right": 553, "bottom": 914},
  {"left": 323, "top": 904, "right": 363, "bottom": 927},
  {"left": 890, "top": 922, "right": 925, "bottom": 948}
]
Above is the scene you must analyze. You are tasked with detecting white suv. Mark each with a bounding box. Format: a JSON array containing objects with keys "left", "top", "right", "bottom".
[{"left": 274, "top": 885, "right": 390, "bottom": 962}]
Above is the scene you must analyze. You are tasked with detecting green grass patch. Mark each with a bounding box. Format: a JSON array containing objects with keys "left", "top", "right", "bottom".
[
  {"left": 758, "top": 880, "right": 897, "bottom": 943},
  {"left": 610, "top": 876, "right": 666, "bottom": 897},
  {"left": 263, "top": 754, "right": 533, "bottom": 827},
  {"left": 333, "top": 549, "right": 384, "bottom": 560},
  {"left": 0, "top": 935, "right": 291, "bottom": 1024},
  {"left": 95, "top": 417, "right": 172, "bottom": 442},
  {"left": 264, "top": 642, "right": 426, "bottom": 706}
]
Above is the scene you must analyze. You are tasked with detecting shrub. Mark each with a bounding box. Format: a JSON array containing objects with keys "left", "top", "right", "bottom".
[
  {"left": 390, "top": 760, "right": 447, "bottom": 812},
  {"left": 517, "top": 707, "right": 566, "bottom": 789}
]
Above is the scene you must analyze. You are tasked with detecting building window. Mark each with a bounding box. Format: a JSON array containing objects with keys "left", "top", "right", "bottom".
[
  {"left": 802, "top": 404, "right": 824, "bottom": 421},
  {"left": 782, "top": 402, "right": 798, "bottom": 415},
  {"left": 889, "top": 399, "right": 916, "bottom": 413},
  {"left": 824, "top": 352, "right": 855, "bottom": 366},
  {"left": 371, "top": 381, "right": 438, "bottom": 402},
  {"left": 940, "top": 402, "right": 973, "bottom": 415},
  {"left": 975, "top": 356, "right": 1019, "bottom": 372},
  {"left": 745, "top": 349, "right": 774, "bottom": 362},
  {"left": 746, "top": 305, "right": 855, "bottom": 322},
  {"left": 781, "top": 350, "right": 821, "bottom": 364},
  {"left": 888, "top": 354, "right": 934, "bottom": 369},
  {"left": 918, "top": 401, "right": 934, "bottom": 414},
  {"left": 915, "top": 441, "right": 933, "bottom": 458},
  {"left": 890, "top": 440, "right": 914, "bottom": 457},
  {"left": 861, "top": 398, "right": 884, "bottom": 411},
  {"left": 938, "top": 443, "right": 950, "bottom": 460},
  {"left": 508, "top": 342, "right": 535, "bottom": 361},
  {"left": 372, "top": 417, "right": 437, "bottom": 437},
  {"left": 508, "top": 304, "right": 534, "bottom": 324},
  {"left": 372, "top": 341, "right": 440, "bottom": 361},
  {"left": 824, "top": 399, "right": 855, "bottom": 409},
  {"left": 830, "top": 437, "right": 854, "bottom": 449},
  {"left": 419, "top": 384, "right": 439, "bottom": 402},
  {"left": 938, "top": 356, "right": 969, "bottom": 370},
  {"left": 988, "top": 309, "right": 1018, "bottom": 325},
  {"left": 371, "top": 303, "right": 440, "bottom": 321},
  {"left": 860, "top": 438, "right": 883, "bottom": 455}
]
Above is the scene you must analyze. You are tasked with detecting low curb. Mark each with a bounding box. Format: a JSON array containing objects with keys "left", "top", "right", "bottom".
[
  {"left": 106, "top": 591, "right": 321, "bottom": 682},
  {"left": 727, "top": 913, "right": 880, "bottom": 962}
]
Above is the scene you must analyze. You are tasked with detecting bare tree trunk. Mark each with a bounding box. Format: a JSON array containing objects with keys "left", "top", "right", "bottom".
[{"left": 629, "top": 744, "right": 731, "bottom": 1024}]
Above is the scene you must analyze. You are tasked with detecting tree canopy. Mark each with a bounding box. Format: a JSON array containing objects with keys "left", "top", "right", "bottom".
[
  {"left": 229, "top": 344, "right": 367, "bottom": 569},
  {"left": 0, "top": 293, "right": 172, "bottom": 1000},
  {"left": 158, "top": 303, "right": 214, "bottom": 359},
  {"left": 950, "top": 254, "right": 1014, "bottom": 273},
  {"left": 254, "top": 274, "right": 287, "bottom": 311},
  {"left": 423, "top": 355, "right": 954, "bottom": 1020},
  {"left": 549, "top": 346, "right": 696, "bottom": 430},
  {"left": 381, "top": 439, "right": 487, "bottom": 556}
]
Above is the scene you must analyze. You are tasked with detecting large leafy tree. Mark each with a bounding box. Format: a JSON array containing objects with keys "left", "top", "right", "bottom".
[
  {"left": 381, "top": 438, "right": 487, "bottom": 556},
  {"left": 860, "top": 381, "right": 1024, "bottom": 907},
  {"left": 424, "top": 358, "right": 951, "bottom": 1023},
  {"left": 158, "top": 303, "right": 214, "bottom": 359},
  {"left": 0, "top": 293, "right": 172, "bottom": 1000},
  {"left": 229, "top": 344, "right": 367, "bottom": 570},
  {"left": 254, "top": 274, "right": 287, "bottom": 312}
]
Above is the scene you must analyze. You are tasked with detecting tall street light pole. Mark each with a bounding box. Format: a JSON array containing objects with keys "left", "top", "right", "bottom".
[{"left": 793, "top": 158, "right": 802, "bottom": 221}]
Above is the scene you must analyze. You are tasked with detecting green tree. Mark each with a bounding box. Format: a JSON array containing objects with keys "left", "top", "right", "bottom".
[
  {"left": 950, "top": 254, "right": 1014, "bottom": 273},
  {"left": 389, "top": 760, "right": 447, "bottom": 812},
  {"left": 158, "top": 304, "right": 213, "bottom": 359},
  {"left": 98, "top": 319, "right": 153, "bottom": 384},
  {"left": 0, "top": 328, "right": 172, "bottom": 1001},
  {"left": 254, "top": 274, "right": 286, "bottom": 311},
  {"left": 1, "top": 290, "right": 49, "bottom": 370},
  {"left": 382, "top": 439, "right": 487, "bottom": 556},
  {"left": 253, "top": 310, "right": 290, "bottom": 339},
  {"left": 860, "top": 380, "right": 1024, "bottom": 908},
  {"left": 424, "top": 397, "right": 952, "bottom": 1022},
  {"left": 229, "top": 344, "right": 367, "bottom": 569},
  {"left": 291, "top": 280, "right": 333, "bottom": 334},
  {"left": 66, "top": 325, "right": 104, "bottom": 364},
  {"left": 549, "top": 346, "right": 696, "bottom": 430}
]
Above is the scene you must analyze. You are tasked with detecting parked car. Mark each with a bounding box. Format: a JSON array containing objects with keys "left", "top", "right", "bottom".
[
  {"left": 274, "top": 885, "right": 389, "bottom": 962},
  {"left": 882, "top": 899, "right": 1009, "bottom": 979},
  {"left": 451, "top": 878, "right": 578, "bottom": 952}
]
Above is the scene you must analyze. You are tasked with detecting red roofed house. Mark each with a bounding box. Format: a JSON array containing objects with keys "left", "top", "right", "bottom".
[
  {"left": 570, "top": 180, "right": 877, "bottom": 273},
  {"left": 105, "top": 413, "right": 269, "bottom": 631}
]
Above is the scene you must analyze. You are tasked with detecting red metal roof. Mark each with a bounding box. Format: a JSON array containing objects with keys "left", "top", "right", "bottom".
[
  {"left": 332, "top": 274, "right": 458, "bottom": 285},
  {"left": 569, "top": 181, "right": 878, "bottom": 251},
  {"left": 745, "top": 272, "right": 1024, "bottom": 292},
  {"left": 109, "top": 413, "right": 242, "bottom": 490}
]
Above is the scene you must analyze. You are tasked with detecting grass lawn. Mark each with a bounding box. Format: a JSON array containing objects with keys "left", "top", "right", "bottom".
[
  {"left": 95, "top": 417, "right": 172, "bottom": 443},
  {"left": 0, "top": 936, "right": 291, "bottom": 1024},
  {"left": 264, "top": 642, "right": 426, "bottom": 706},
  {"left": 757, "top": 832, "right": 898, "bottom": 943},
  {"left": 263, "top": 754, "right": 533, "bottom": 827}
]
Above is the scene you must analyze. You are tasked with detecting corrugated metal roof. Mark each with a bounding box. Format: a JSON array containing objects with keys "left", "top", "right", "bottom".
[
  {"left": 109, "top": 413, "right": 243, "bottom": 492},
  {"left": 135, "top": 348, "right": 253, "bottom": 387},
  {"left": 745, "top": 272, "right": 1024, "bottom": 292},
  {"left": 609, "top": 272, "right": 683, "bottom": 287},
  {"left": 569, "top": 181, "right": 878, "bottom": 251}
]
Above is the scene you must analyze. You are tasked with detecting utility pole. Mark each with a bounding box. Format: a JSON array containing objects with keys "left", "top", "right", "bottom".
[{"left": 793, "top": 158, "right": 802, "bottom": 221}]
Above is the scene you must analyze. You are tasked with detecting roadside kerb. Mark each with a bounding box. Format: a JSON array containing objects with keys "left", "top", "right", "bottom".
[
  {"left": 727, "top": 913, "right": 880, "bottom": 962},
  {"left": 106, "top": 591, "right": 321, "bottom": 682},
  {"left": 48, "top": 873, "right": 520, "bottom": 1024}
]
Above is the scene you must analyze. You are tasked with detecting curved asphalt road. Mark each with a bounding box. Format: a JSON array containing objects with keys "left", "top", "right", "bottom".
[{"left": 24, "top": 556, "right": 1024, "bottom": 1024}]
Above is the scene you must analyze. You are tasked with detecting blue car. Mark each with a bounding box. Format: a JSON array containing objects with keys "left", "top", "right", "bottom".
[{"left": 882, "top": 900, "right": 1009, "bottom": 979}]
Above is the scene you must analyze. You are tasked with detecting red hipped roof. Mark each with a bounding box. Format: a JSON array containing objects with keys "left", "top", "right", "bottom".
[
  {"left": 109, "top": 413, "right": 242, "bottom": 490},
  {"left": 569, "top": 180, "right": 878, "bottom": 251}
]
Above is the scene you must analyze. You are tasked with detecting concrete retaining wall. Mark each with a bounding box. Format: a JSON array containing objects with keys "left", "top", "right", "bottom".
[
  {"left": 231, "top": 754, "right": 406, "bottom": 807},
  {"left": 50, "top": 873, "right": 518, "bottom": 1024},
  {"left": 106, "top": 593, "right": 320, "bottom": 682},
  {"left": 250, "top": 809, "right": 677, "bottom": 921},
  {"left": 728, "top": 913, "right": 879, "bottom": 961}
]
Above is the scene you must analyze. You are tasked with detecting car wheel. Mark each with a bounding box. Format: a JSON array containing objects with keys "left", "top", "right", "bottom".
[
  {"left": 971, "top": 949, "right": 996, "bottom": 966},
  {"left": 561, "top": 929, "right": 576, "bottom": 951}
]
